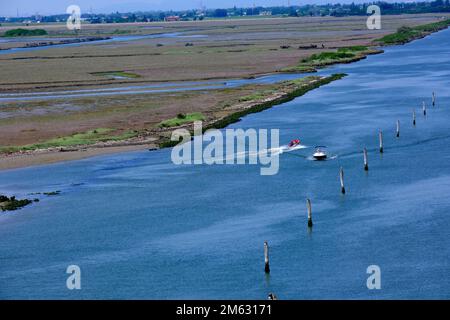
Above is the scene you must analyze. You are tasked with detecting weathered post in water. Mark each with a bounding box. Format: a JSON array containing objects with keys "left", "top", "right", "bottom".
[
  {"left": 264, "top": 241, "right": 270, "bottom": 274},
  {"left": 423, "top": 102, "right": 427, "bottom": 116},
  {"left": 396, "top": 120, "right": 400, "bottom": 138},
  {"left": 340, "top": 167, "right": 346, "bottom": 194},
  {"left": 413, "top": 109, "right": 416, "bottom": 126},
  {"left": 432, "top": 92, "right": 436, "bottom": 106},
  {"left": 379, "top": 131, "right": 384, "bottom": 153},
  {"left": 267, "top": 293, "right": 278, "bottom": 300},
  {"left": 363, "top": 148, "right": 369, "bottom": 171},
  {"left": 306, "top": 198, "right": 313, "bottom": 228}
]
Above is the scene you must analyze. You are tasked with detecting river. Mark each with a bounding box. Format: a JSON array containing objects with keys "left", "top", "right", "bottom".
[{"left": 0, "top": 28, "right": 449, "bottom": 299}]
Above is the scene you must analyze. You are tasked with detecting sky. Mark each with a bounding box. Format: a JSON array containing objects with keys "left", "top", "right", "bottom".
[{"left": 0, "top": 0, "right": 415, "bottom": 17}]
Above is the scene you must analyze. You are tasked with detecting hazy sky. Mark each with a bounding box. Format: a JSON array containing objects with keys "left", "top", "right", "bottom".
[{"left": 1, "top": 0, "right": 411, "bottom": 17}]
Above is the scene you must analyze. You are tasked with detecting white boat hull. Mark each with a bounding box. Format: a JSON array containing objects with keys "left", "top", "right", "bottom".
[{"left": 313, "top": 152, "right": 327, "bottom": 160}]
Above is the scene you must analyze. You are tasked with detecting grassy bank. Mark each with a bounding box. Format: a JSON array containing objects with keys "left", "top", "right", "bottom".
[
  {"left": 0, "top": 128, "right": 138, "bottom": 154},
  {"left": 376, "top": 19, "right": 450, "bottom": 45},
  {"left": 283, "top": 46, "right": 383, "bottom": 73},
  {"left": 284, "top": 19, "right": 450, "bottom": 74},
  {"left": 160, "top": 73, "right": 347, "bottom": 148},
  {"left": 159, "top": 112, "right": 205, "bottom": 128},
  {"left": 210, "top": 74, "right": 346, "bottom": 130},
  {"left": 280, "top": 19, "right": 450, "bottom": 72}
]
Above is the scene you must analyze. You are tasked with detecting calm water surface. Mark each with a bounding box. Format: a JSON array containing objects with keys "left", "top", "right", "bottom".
[{"left": 0, "top": 29, "right": 449, "bottom": 299}]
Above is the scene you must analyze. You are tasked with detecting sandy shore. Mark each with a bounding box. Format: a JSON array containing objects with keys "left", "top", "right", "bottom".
[{"left": 0, "top": 144, "right": 156, "bottom": 171}]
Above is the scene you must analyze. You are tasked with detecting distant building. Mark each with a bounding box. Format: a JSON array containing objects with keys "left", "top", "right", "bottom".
[
  {"left": 259, "top": 11, "right": 272, "bottom": 16},
  {"left": 165, "top": 16, "right": 180, "bottom": 22}
]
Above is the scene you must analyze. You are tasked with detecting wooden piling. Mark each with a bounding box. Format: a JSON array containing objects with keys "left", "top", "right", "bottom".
[
  {"left": 363, "top": 148, "right": 369, "bottom": 171},
  {"left": 267, "top": 293, "right": 278, "bottom": 300},
  {"left": 423, "top": 102, "right": 427, "bottom": 116},
  {"left": 432, "top": 92, "right": 436, "bottom": 106},
  {"left": 396, "top": 120, "right": 400, "bottom": 138},
  {"left": 306, "top": 198, "right": 313, "bottom": 228},
  {"left": 379, "top": 131, "right": 384, "bottom": 153},
  {"left": 264, "top": 241, "right": 270, "bottom": 274},
  {"left": 413, "top": 109, "right": 416, "bottom": 126},
  {"left": 339, "top": 167, "right": 346, "bottom": 194}
]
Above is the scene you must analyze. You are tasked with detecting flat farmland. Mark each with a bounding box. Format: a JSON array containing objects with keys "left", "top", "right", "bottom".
[{"left": 1, "top": 14, "right": 447, "bottom": 89}]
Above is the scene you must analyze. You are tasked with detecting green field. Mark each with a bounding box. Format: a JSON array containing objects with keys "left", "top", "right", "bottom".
[
  {"left": 0, "top": 128, "right": 138, "bottom": 153},
  {"left": 159, "top": 113, "right": 205, "bottom": 128}
]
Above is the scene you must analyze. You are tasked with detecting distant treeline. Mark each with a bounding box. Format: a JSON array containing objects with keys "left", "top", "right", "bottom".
[{"left": 1, "top": 1, "right": 450, "bottom": 23}]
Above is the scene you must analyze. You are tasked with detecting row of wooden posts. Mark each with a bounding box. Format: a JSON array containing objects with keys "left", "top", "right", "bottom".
[{"left": 264, "top": 92, "right": 437, "bottom": 278}]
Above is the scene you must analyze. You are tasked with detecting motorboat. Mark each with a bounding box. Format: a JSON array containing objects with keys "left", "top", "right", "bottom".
[
  {"left": 313, "top": 146, "right": 328, "bottom": 160},
  {"left": 288, "top": 139, "right": 301, "bottom": 148}
]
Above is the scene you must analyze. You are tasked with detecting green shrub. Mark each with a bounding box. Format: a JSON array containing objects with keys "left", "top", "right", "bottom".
[
  {"left": 337, "top": 46, "right": 368, "bottom": 52},
  {"left": 0, "top": 195, "right": 33, "bottom": 212},
  {"left": 377, "top": 20, "right": 450, "bottom": 45},
  {"left": 304, "top": 51, "right": 355, "bottom": 62},
  {"left": 159, "top": 112, "right": 205, "bottom": 128},
  {"left": 3, "top": 28, "right": 48, "bottom": 37}
]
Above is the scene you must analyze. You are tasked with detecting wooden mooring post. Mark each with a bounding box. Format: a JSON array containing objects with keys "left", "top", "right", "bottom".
[
  {"left": 264, "top": 241, "right": 270, "bottom": 274},
  {"left": 363, "top": 148, "right": 369, "bottom": 171},
  {"left": 396, "top": 120, "right": 400, "bottom": 138},
  {"left": 306, "top": 198, "right": 313, "bottom": 228},
  {"left": 340, "top": 167, "right": 346, "bottom": 194},
  {"left": 379, "top": 131, "right": 384, "bottom": 153}
]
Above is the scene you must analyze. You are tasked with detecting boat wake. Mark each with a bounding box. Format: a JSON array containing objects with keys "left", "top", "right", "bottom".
[
  {"left": 202, "top": 144, "right": 308, "bottom": 163},
  {"left": 280, "top": 144, "right": 309, "bottom": 153}
]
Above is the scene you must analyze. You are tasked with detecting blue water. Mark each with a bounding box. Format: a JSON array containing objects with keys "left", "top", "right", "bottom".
[{"left": 1, "top": 29, "right": 450, "bottom": 299}]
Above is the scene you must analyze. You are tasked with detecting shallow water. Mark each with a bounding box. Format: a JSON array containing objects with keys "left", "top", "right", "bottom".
[{"left": 0, "top": 29, "right": 450, "bottom": 299}]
